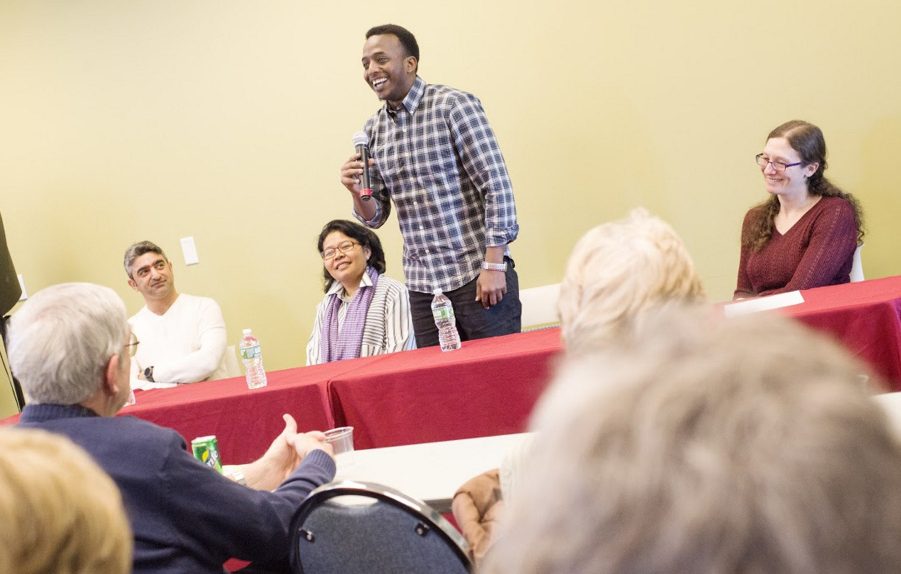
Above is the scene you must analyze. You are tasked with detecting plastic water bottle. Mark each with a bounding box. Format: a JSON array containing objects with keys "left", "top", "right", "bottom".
[
  {"left": 431, "top": 289, "right": 462, "bottom": 352},
  {"left": 240, "top": 328, "right": 268, "bottom": 389}
]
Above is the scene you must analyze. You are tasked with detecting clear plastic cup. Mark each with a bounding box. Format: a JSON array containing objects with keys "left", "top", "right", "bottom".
[{"left": 324, "top": 426, "right": 355, "bottom": 466}]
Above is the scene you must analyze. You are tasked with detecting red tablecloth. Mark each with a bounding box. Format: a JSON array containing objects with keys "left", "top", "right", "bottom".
[
  {"left": 5, "top": 277, "right": 900, "bottom": 457},
  {"left": 781, "top": 276, "right": 901, "bottom": 390},
  {"left": 0, "top": 330, "right": 562, "bottom": 459},
  {"left": 328, "top": 327, "right": 562, "bottom": 449},
  {"left": 115, "top": 328, "right": 561, "bottom": 458}
]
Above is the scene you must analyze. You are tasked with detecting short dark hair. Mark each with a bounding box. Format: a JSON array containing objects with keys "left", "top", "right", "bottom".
[
  {"left": 316, "top": 220, "right": 386, "bottom": 292},
  {"left": 123, "top": 241, "right": 167, "bottom": 279},
  {"left": 366, "top": 24, "right": 419, "bottom": 63}
]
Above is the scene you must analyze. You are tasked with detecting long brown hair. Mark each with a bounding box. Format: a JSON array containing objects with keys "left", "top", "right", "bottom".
[{"left": 744, "top": 120, "right": 864, "bottom": 251}]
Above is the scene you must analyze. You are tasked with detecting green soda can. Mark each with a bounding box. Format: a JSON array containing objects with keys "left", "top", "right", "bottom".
[{"left": 191, "top": 435, "right": 223, "bottom": 473}]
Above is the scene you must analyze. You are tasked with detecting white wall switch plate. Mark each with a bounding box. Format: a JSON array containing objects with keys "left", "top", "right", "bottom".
[{"left": 180, "top": 236, "right": 199, "bottom": 266}]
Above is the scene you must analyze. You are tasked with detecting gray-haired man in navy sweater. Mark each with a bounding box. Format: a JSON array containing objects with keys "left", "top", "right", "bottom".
[{"left": 11, "top": 282, "right": 335, "bottom": 574}]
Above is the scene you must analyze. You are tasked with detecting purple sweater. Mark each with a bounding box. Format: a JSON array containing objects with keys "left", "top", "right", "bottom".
[{"left": 734, "top": 196, "right": 858, "bottom": 299}]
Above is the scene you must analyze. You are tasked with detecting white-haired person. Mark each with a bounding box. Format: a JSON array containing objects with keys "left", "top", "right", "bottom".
[
  {"left": 482, "top": 305, "right": 901, "bottom": 573},
  {"left": 0, "top": 427, "right": 132, "bottom": 574},
  {"left": 557, "top": 208, "right": 704, "bottom": 355},
  {"left": 453, "top": 209, "right": 702, "bottom": 563},
  {"left": 9, "top": 282, "right": 336, "bottom": 574}
]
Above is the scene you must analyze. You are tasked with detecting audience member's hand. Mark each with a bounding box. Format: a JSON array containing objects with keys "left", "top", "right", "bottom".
[
  {"left": 289, "top": 430, "right": 334, "bottom": 459},
  {"left": 233, "top": 414, "right": 306, "bottom": 491},
  {"left": 257, "top": 414, "right": 301, "bottom": 480},
  {"left": 238, "top": 415, "right": 333, "bottom": 490}
]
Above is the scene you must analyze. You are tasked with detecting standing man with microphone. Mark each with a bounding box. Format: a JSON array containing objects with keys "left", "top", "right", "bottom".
[{"left": 340, "top": 24, "right": 521, "bottom": 348}]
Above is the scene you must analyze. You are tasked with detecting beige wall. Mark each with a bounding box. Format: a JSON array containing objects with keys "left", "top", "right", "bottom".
[{"left": 1, "top": 1, "right": 900, "bottom": 383}]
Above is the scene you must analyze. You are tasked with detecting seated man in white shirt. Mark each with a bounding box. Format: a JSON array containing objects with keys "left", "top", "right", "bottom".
[{"left": 124, "top": 241, "right": 228, "bottom": 385}]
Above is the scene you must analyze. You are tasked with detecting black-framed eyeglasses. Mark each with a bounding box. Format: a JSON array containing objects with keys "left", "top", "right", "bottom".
[
  {"left": 321, "top": 241, "right": 359, "bottom": 261},
  {"left": 755, "top": 153, "right": 802, "bottom": 173},
  {"left": 124, "top": 333, "right": 140, "bottom": 357}
]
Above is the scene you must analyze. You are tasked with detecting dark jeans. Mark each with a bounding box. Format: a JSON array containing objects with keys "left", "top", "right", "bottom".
[{"left": 409, "top": 258, "right": 521, "bottom": 348}]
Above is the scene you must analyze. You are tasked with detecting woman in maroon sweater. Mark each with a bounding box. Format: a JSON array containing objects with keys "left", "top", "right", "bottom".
[{"left": 734, "top": 120, "right": 863, "bottom": 299}]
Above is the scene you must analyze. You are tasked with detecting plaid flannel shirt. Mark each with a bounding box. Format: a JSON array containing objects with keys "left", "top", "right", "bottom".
[{"left": 354, "top": 76, "right": 519, "bottom": 294}]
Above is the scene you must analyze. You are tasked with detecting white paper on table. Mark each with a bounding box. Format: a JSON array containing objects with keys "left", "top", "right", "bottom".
[
  {"left": 723, "top": 290, "right": 805, "bottom": 318},
  {"left": 130, "top": 377, "right": 178, "bottom": 391}
]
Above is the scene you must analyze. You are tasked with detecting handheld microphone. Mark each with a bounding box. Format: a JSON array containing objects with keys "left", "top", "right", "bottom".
[{"left": 352, "top": 131, "right": 373, "bottom": 201}]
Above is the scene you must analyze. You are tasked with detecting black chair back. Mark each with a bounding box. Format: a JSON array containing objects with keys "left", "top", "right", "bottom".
[{"left": 290, "top": 480, "right": 472, "bottom": 574}]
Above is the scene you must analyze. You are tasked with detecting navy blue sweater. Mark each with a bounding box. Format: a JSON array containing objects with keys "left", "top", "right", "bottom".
[{"left": 19, "top": 403, "right": 335, "bottom": 574}]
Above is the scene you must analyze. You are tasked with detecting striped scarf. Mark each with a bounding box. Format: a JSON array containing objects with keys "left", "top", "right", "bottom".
[{"left": 322, "top": 266, "right": 380, "bottom": 362}]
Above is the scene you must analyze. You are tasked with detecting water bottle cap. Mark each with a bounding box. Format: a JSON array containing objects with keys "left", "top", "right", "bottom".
[{"left": 242, "top": 328, "right": 252, "bottom": 336}]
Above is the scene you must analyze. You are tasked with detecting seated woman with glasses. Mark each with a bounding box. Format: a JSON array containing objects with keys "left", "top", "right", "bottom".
[
  {"left": 306, "top": 219, "right": 415, "bottom": 365},
  {"left": 734, "top": 120, "right": 863, "bottom": 299}
]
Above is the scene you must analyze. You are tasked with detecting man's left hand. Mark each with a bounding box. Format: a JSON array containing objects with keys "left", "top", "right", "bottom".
[{"left": 475, "top": 269, "right": 507, "bottom": 309}]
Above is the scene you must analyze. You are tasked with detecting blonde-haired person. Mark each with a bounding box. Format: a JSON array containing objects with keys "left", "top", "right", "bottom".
[
  {"left": 557, "top": 208, "right": 703, "bottom": 355},
  {"left": 482, "top": 305, "right": 901, "bottom": 574},
  {"left": 452, "top": 209, "right": 702, "bottom": 562},
  {"left": 0, "top": 428, "right": 131, "bottom": 574}
]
